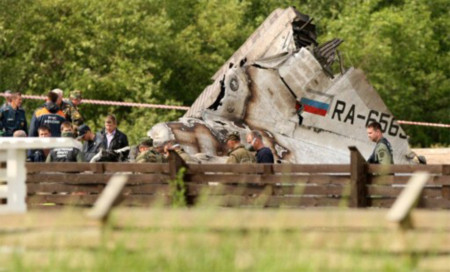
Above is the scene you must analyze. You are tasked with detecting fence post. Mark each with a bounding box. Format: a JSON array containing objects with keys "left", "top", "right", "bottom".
[
  {"left": 168, "top": 150, "right": 187, "bottom": 179},
  {"left": 168, "top": 150, "right": 192, "bottom": 206},
  {"left": 442, "top": 165, "right": 450, "bottom": 200},
  {"left": 86, "top": 174, "right": 129, "bottom": 224},
  {"left": 349, "top": 146, "right": 368, "bottom": 208},
  {"left": 386, "top": 172, "right": 429, "bottom": 230}
]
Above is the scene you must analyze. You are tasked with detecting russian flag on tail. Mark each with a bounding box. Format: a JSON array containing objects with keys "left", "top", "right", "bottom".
[{"left": 300, "top": 97, "right": 330, "bottom": 116}]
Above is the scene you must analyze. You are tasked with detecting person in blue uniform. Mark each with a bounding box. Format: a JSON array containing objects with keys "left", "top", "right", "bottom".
[
  {"left": 29, "top": 91, "right": 66, "bottom": 137},
  {"left": 27, "top": 126, "right": 52, "bottom": 162},
  {"left": 46, "top": 122, "right": 84, "bottom": 162},
  {"left": 0, "top": 92, "right": 27, "bottom": 137},
  {"left": 246, "top": 130, "right": 274, "bottom": 163}
]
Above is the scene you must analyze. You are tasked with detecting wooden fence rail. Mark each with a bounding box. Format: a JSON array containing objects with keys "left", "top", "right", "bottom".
[{"left": 19, "top": 147, "right": 450, "bottom": 209}]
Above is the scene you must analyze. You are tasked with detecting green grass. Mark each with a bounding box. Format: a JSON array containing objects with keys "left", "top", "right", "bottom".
[
  {"left": 4, "top": 230, "right": 418, "bottom": 272},
  {"left": 1, "top": 207, "right": 448, "bottom": 271}
]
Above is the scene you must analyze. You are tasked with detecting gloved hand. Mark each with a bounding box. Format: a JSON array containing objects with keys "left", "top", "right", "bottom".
[{"left": 114, "top": 146, "right": 130, "bottom": 154}]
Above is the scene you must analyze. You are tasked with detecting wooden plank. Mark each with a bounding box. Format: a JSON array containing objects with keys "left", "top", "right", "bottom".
[
  {"left": 187, "top": 174, "right": 350, "bottom": 184},
  {"left": 103, "top": 163, "right": 169, "bottom": 173},
  {"left": 370, "top": 175, "right": 449, "bottom": 185},
  {"left": 442, "top": 185, "right": 450, "bottom": 200},
  {"left": 3, "top": 209, "right": 448, "bottom": 232},
  {"left": 123, "top": 184, "right": 171, "bottom": 194},
  {"left": 120, "top": 195, "right": 172, "bottom": 207},
  {"left": 202, "top": 195, "right": 342, "bottom": 207},
  {"left": 442, "top": 165, "right": 450, "bottom": 175},
  {"left": 273, "top": 184, "right": 346, "bottom": 196},
  {"left": 27, "top": 183, "right": 171, "bottom": 195},
  {"left": 188, "top": 174, "right": 260, "bottom": 183},
  {"left": 27, "top": 195, "right": 99, "bottom": 206},
  {"left": 186, "top": 183, "right": 266, "bottom": 196},
  {"left": 187, "top": 184, "right": 347, "bottom": 196},
  {"left": 26, "top": 174, "right": 169, "bottom": 184},
  {"left": 0, "top": 151, "right": 7, "bottom": 162},
  {"left": 368, "top": 164, "right": 443, "bottom": 174},
  {"left": 387, "top": 172, "right": 430, "bottom": 228},
  {"left": 87, "top": 174, "right": 128, "bottom": 220},
  {"left": 349, "top": 146, "right": 368, "bottom": 208},
  {"left": 1, "top": 228, "right": 449, "bottom": 257},
  {"left": 371, "top": 197, "right": 450, "bottom": 209},
  {"left": 370, "top": 198, "right": 395, "bottom": 208},
  {"left": 112, "top": 208, "right": 446, "bottom": 230},
  {"left": 419, "top": 198, "right": 450, "bottom": 209},
  {"left": 26, "top": 194, "right": 174, "bottom": 208},
  {"left": 26, "top": 163, "right": 104, "bottom": 173},
  {"left": 368, "top": 186, "right": 443, "bottom": 198},
  {"left": 27, "top": 183, "right": 105, "bottom": 194},
  {"left": 273, "top": 164, "right": 350, "bottom": 173},
  {"left": 187, "top": 164, "right": 266, "bottom": 173}
]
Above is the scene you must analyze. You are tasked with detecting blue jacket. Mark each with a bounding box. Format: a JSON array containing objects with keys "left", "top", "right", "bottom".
[
  {"left": 29, "top": 102, "right": 66, "bottom": 137},
  {"left": 27, "top": 149, "right": 47, "bottom": 162},
  {"left": 0, "top": 105, "right": 27, "bottom": 136}
]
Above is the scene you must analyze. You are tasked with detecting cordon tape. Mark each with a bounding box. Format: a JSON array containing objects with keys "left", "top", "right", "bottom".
[{"left": 1, "top": 93, "right": 448, "bottom": 128}]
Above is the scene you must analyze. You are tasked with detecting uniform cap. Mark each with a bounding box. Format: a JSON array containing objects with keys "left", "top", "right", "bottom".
[
  {"left": 70, "top": 90, "right": 82, "bottom": 99},
  {"left": 76, "top": 124, "right": 91, "bottom": 139},
  {"left": 226, "top": 131, "right": 240, "bottom": 142},
  {"left": 139, "top": 137, "right": 154, "bottom": 147}
]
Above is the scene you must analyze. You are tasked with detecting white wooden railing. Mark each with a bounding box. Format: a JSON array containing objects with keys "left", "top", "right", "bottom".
[{"left": 0, "top": 137, "right": 81, "bottom": 214}]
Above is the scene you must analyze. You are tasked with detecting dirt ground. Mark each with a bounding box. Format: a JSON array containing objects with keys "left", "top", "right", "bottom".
[{"left": 412, "top": 148, "right": 450, "bottom": 164}]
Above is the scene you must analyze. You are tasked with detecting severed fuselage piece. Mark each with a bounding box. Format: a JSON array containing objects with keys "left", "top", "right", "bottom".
[{"left": 149, "top": 7, "right": 415, "bottom": 164}]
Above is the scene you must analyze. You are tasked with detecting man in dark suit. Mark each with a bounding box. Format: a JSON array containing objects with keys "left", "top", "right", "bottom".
[{"left": 98, "top": 114, "right": 129, "bottom": 161}]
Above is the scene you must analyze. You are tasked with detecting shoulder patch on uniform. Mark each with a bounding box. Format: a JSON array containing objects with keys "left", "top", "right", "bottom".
[{"left": 35, "top": 107, "right": 50, "bottom": 118}]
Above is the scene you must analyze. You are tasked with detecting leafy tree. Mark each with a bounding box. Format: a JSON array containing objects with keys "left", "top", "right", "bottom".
[
  {"left": 0, "top": 0, "right": 448, "bottom": 146},
  {"left": 321, "top": 0, "right": 449, "bottom": 146}
]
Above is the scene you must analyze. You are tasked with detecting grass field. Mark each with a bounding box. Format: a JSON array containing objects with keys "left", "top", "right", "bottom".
[{"left": 1, "top": 208, "right": 449, "bottom": 271}]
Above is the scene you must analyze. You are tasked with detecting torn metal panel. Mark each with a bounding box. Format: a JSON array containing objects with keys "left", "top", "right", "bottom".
[
  {"left": 150, "top": 7, "right": 415, "bottom": 164},
  {"left": 186, "top": 7, "right": 315, "bottom": 118}
]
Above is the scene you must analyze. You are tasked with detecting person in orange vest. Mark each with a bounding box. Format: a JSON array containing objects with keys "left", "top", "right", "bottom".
[{"left": 28, "top": 91, "right": 66, "bottom": 137}]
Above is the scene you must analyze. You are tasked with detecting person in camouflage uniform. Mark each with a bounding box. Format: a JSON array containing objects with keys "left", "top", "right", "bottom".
[
  {"left": 164, "top": 140, "right": 199, "bottom": 163},
  {"left": 367, "top": 121, "right": 394, "bottom": 165},
  {"left": 135, "top": 138, "right": 166, "bottom": 163},
  {"left": 62, "top": 90, "right": 84, "bottom": 132},
  {"left": 225, "top": 132, "right": 256, "bottom": 164}
]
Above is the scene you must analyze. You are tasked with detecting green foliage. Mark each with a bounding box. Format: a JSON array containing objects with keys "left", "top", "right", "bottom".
[
  {"left": 169, "top": 167, "right": 187, "bottom": 208},
  {"left": 0, "top": 0, "right": 448, "bottom": 146},
  {"left": 320, "top": 0, "right": 449, "bottom": 146}
]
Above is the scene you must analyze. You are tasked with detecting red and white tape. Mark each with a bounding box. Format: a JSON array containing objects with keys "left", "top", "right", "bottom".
[
  {"left": 2, "top": 93, "right": 189, "bottom": 111},
  {"left": 397, "top": 120, "right": 450, "bottom": 128},
  {"left": 2, "top": 93, "right": 449, "bottom": 128}
]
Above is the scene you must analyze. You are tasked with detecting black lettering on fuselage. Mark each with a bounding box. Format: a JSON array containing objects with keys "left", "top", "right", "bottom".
[
  {"left": 331, "top": 100, "right": 346, "bottom": 121},
  {"left": 344, "top": 104, "right": 355, "bottom": 124}
]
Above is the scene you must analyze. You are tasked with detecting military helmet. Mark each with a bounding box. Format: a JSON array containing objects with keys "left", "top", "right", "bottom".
[
  {"left": 139, "top": 137, "right": 154, "bottom": 147},
  {"left": 70, "top": 90, "right": 82, "bottom": 99}
]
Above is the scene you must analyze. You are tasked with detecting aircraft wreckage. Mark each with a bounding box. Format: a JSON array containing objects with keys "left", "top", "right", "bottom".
[{"left": 149, "top": 7, "right": 417, "bottom": 164}]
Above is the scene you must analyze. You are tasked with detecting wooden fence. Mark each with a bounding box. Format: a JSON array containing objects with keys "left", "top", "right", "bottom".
[{"left": 23, "top": 147, "right": 450, "bottom": 209}]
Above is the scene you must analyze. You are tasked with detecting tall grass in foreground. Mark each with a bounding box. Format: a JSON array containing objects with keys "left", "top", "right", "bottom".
[{"left": 2, "top": 206, "right": 447, "bottom": 271}]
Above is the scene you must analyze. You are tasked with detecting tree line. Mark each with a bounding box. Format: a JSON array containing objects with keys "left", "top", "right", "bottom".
[{"left": 0, "top": 0, "right": 448, "bottom": 146}]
